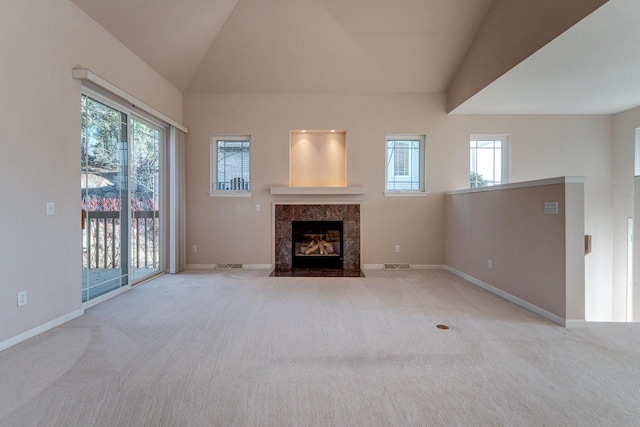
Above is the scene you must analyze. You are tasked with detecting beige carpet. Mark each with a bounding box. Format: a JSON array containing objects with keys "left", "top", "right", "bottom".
[{"left": 1, "top": 269, "right": 639, "bottom": 426}]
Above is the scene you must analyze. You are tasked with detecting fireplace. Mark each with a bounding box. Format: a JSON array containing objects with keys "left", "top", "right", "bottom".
[
  {"left": 292, "top": 221, "right": 343, "bottom": 269},
  {"left": 274, "top": 204, "right": 360, "bottom": 271}
]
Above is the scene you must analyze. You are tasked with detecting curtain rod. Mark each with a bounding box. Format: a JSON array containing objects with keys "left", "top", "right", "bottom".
[{"left": 72, "top": 68, "right": 188, "bottom": 134}]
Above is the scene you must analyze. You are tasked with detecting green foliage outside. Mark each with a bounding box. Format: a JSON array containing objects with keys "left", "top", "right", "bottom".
[
  {"left": 81, "top": 95, "right": 125, "bottom": 171},
  {"left": 81, "top": 95, "right": 160, "bottom": 202},
  {"left": 470, "top": 171, "right": 489, "bottom": 188}
]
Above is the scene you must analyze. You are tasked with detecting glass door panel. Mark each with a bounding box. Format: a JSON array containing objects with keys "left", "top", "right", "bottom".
[
  {"left": 81, "top": 95, "right": 129, "bottom": 303},
  {"left": 130, "top": 117, "right": 162, "bottom": 281}
]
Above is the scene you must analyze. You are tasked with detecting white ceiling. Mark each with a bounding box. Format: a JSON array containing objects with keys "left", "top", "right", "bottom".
[
  {"left": 452, "top": 0, "right": 640, "bottom": 115},
  {"left": 71, "top": 0, "right": 640, "bottom": 115}
]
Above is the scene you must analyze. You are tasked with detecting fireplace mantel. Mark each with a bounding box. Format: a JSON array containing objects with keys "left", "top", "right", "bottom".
[{"left": 270, "top": 186, "right": 365, "bottom": 195}]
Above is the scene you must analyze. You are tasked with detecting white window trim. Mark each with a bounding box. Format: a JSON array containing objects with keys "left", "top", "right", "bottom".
[
  {"left": 209, "top": 135, "right": 252, "bottom": 197},
  {"left": 384, "top": 134, "right": 426, "bottom": 196},
  {"left": 470, "top": 134, "right": 511, "bottom": 188}
]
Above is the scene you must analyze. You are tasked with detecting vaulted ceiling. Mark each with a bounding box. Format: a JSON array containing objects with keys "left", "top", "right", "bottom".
[
  {"left": 71, "top": 0, "right": 640, "bottom": 115},
  {"left": 71, "top": 0, "right": 493, "bottom": 93},
  {"left": 452, "top": 0, "right": 640, "bottom": 115},
  {"left": 70, "top": 0, "right": 240, "bottom": 91}
]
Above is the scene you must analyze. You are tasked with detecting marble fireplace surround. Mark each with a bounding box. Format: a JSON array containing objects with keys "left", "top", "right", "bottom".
[{"left": 274, "top": 203, "right": 361, "bottom": 271}]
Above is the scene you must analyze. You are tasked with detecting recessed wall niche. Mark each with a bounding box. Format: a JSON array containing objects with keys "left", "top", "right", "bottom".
[{"left": 290, "top": 130, "right": 346, "bottom": 187}]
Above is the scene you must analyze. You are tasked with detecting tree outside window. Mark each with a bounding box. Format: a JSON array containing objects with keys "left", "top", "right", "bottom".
[{"left": 470, "top": 135, "right": 509, "bottom": 188}]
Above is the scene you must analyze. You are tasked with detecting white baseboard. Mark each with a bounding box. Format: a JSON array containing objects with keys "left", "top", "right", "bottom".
[
  {"left": 563, "top": 320, "right": 627, "bottom": 328},
  {"left": 186, "top": 264, "right": 273, "bottom": 270},
  {"left": 243, "top": 264, "right": 273, "bottom": 269},
  {"left": 444, "top": 266, "right": 566, "bottom": 327},
  {"left": 0, "top": 309, "right": 85, "bottom": 353},
  {"left": 564, "top": 320, "right": 590, "bottom": 328},
  {"left": 410, "top": 264, "right": 446, "bottom": 269},
  {"left": 363, "top": 264, "right": 446, "bottom": 270},
  {"left": 186, "top": 264, "right": 218, "bottom": 269}
]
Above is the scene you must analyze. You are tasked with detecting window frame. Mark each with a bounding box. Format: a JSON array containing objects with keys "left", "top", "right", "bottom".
[
  {"left": 470, "top": 134, "right": 510, "bottom": 189},
  {"left": 209, "top": 135, "right": 252, "bottom": 197},
  {"left": 384, "top": 134, "right": 426, "bottom": 196}
]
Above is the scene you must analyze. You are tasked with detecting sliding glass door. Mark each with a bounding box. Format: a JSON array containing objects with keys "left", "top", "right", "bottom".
[
  {"left": 81, "top": 94, "right": 164, "bottom": 303},
  {"left": 81, "top": 95, "right": 129, "bottom": 302},
  {"left": 130, "top": 118, "right": 162, "bottom": 281}
]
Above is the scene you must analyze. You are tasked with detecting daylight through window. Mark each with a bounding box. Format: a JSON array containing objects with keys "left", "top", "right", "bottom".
[
  {"left": 211, "top": 136, "right": 251, "bottom": 193},
  {"left": 470, "top": 135, "right": 508, "bottom": 188},
  {"left": 385, "top": 135, "right": 425, "bottom": 192}
]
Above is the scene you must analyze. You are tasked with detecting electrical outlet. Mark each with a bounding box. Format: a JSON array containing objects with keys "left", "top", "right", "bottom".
[
  {"left": 488, "top": 259, "right": 493, "bottom": 269},
  {"left": 17, "top": 291, "right": 27, "bottom": 307},
  {"left": 191, "top": 245, "right": 197, "bottom": 252},
  {"left": 395, "top": 244, "right": 400, "bottom": 253},
  {"left": 255, "top": 204, "right": 261, "bottom": 212},
  {"left": 544, "top": 201, "right": 559, "bottom": 215}
]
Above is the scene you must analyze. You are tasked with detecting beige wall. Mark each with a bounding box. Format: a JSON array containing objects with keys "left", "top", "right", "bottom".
[
  {"left": 0, "top": 0, "right": 183, "bottom": 344},
  {"left": 444, "top": 181, "right": 586, "bottom": 321},
  {"left": 184, "top": 92, "right": 613, "bottom": 319},
  {"left": 184, "top": 93, "right": 447, "bottom": 266},
  {"left": 458, "top": 115, "right": 613, "bottom": 320},
  {"left": 447, "top": 0, "right": 608, "bottom": 112}
]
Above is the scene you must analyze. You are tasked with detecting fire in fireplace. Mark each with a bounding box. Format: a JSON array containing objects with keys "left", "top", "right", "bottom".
[{"left": 292, "top": 221, "right": 343, "bottom": 269}]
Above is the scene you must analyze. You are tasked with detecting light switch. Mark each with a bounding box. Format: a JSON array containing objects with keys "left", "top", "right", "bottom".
[
  {"left": 46, "top": 202, "right": 55, "bottom": 216},
  {"left": 544, "top": 201, "right": 558, "bottom": 215}
]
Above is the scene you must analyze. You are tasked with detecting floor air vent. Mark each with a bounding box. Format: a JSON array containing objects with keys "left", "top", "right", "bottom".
[
  {"left": 217, "top": 264, "right": 243, "bottom": 269},
  {"left": 384, "top": 263, "right": 410, "bottom": 270}
]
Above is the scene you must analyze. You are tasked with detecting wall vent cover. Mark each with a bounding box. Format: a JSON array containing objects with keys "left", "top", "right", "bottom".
[{"left": 217, "top": 264, "right": 243, "bottom": 269}]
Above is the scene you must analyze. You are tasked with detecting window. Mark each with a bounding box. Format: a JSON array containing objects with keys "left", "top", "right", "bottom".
[
  {"left": 470, "top": 135, "right": 509, "bottom": 188},
  {"left": 385, "top": 135, "right": 425, "bottom": 193},
  {"left": 394, "top": 142, "right": 410, "bottom": 177},
  {"left": 210, "top": 135, "right": 251, "bottom": 196}
]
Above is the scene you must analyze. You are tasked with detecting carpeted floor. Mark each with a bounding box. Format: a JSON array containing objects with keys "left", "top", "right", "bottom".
[{"left": 1, "top": 269, "right": 639, "bottom": 426}]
